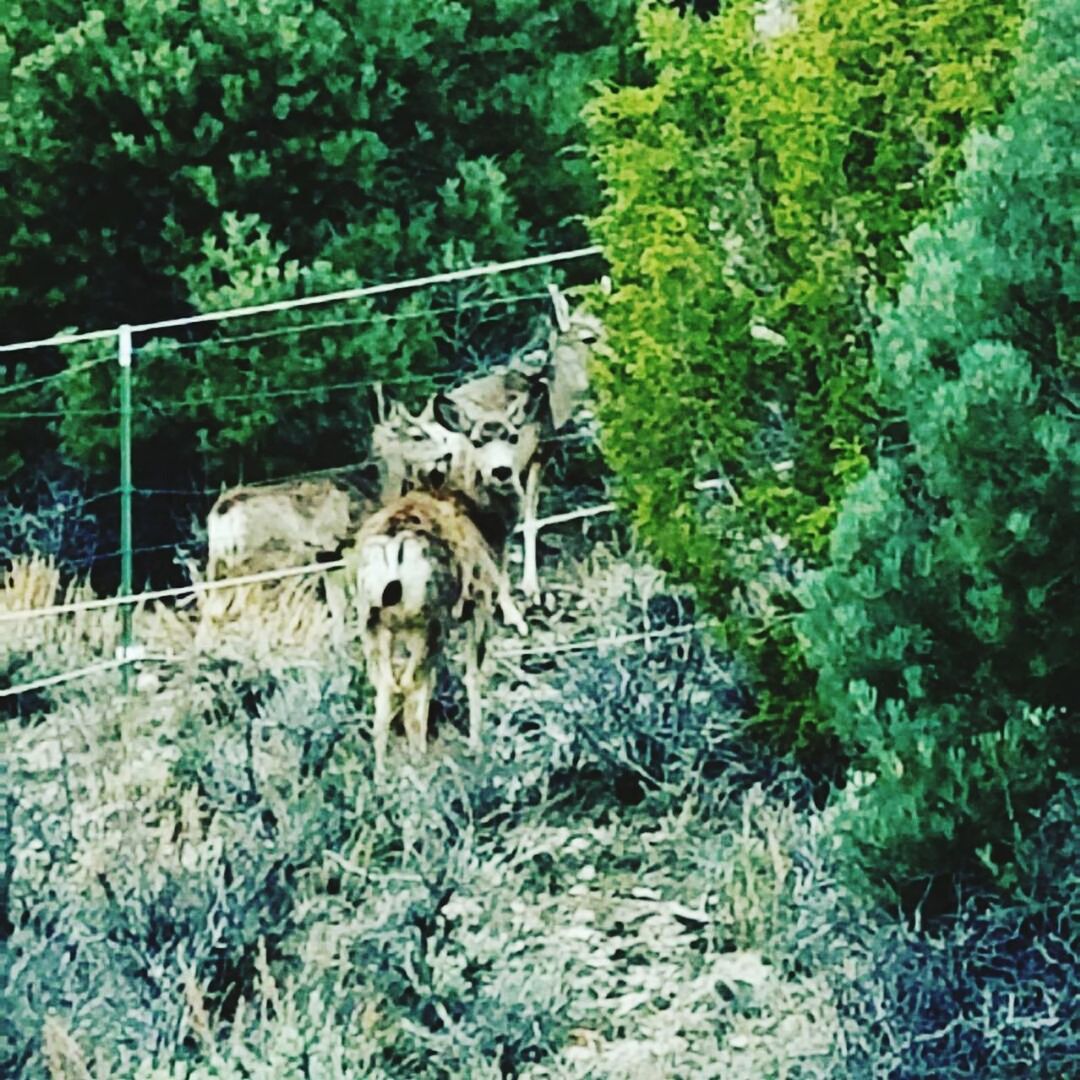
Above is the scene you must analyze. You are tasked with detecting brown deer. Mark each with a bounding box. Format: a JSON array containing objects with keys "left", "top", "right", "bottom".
[
  {"left": 345, "top": 489, "right": 527, "bottom": 775},
  {"left": 426, "top": 285, "right": 604, "bottom": 597},
  {"left": 371, "top": 397, "right": 474, "bottom": 500},
  {"left": 199, "top": 471, "right": 377, "bottom": 646}
]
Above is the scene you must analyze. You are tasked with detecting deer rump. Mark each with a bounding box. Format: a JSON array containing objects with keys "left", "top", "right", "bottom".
[
  {"left": 346, "top": 489, "right": 525, "bottom": 774},
  {"left": 201, "top": 475, "right": 375, "bottom": 641}
]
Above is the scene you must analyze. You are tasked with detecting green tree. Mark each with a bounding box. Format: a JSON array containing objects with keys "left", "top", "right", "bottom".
[
  {"left": 799, "top": 0, "right": 1079, "bottom": 890},
  {"left": 585, "top": 0, "right": 1020, "bottom": 745},
  {"left": 0, "top": 0, "right": 635, "bottom": 480}
]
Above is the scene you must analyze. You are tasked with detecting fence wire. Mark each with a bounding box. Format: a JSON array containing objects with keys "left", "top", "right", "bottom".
[{"left": 1, "top": 246, "right": 617, "bottom": 703}]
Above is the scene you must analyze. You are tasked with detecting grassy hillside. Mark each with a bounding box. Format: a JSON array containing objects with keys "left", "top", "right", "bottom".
[{"left": 2, "top": 503, "right": 1076, "bottom": 1077}]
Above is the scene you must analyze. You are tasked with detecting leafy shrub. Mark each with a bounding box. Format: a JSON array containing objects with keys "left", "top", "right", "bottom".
[
  {"left": 0, "top": 467, "right": 102, "bottom": 572},
  {"left": 798, "top": 0, "right": 1079, "bottom": 890},
  {"left": 478, "top": 547, "right": 776, "bottom": 821},
  {"left": 584, "top": 0, "right": 1021, "bottom": 745},
  {"left": 831, "top": 778, "right": 1080, "bottom": 1077},
  {"left": 1, "top": 0, "right": 636, "bottom": 482}
]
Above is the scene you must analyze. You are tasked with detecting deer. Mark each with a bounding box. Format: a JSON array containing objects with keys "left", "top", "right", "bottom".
[
  {"left": 198, "top": 469, "right": 378, "bottom": 647},
  {"left": 370, "top": 395, "right": 474, "bottom": 501},
  {"left": 425, "top": 285, "right": 605, "bottom": 598},
  {"left": 344, "top": 488, "right": 527, "bottom": 776}
]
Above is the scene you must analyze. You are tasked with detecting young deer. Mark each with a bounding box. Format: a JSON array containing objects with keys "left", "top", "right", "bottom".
[
  {"left": 371, "top": 398, "right": 473, "bottom": 501},
  {"left": 426, "top": 286, "right": 604, "bottom": 597},
  {"left": 200, "top": 471, "right": 377, "bottom": 646},
  {"left": 345, "top": 489, "right": 527, "bottom": 776}
]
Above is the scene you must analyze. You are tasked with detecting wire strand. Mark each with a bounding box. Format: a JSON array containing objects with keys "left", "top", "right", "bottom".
[
  {"left": 0, "top": 558, "right": 345, "bottom": 624},
  {"left": 139, "top": 372, "right": 459, "bottom": 416},
  {"left": 0, "top": 658, "right": 132, "bottom": 699},
  {"left": 68, "top": 540, "right": 189, "bottom": 568},
  {"left": 0, "top": 654, "right": 179, "bottom": 700},
  {"left": 0, "top": 353, "right": 116, "bottom": 399},
  {"left": 493, "top": 620, "right": 715, "bottom": 659},
  {"left": 137, "top": 290, "right": 552, "bottom": 354},
  {"left": 0, "top": 617, "right": 713, "bottom": 700},
  {"left": 0, "top": 405, "right": 117, "bottom": 419},
  {"left": 0, "top": 247, "right": 602, "bottom": 353}
]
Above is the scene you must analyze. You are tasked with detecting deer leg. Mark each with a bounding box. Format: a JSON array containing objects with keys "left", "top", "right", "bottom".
[
  {"left": 464, "top": 614, "right": 485, "bottom": 752},
  {"left": 401, "top": 635, "right": 430, "bottom": 757},
  {"left": 405, "top": 663, "right": 433, "bottom": 759},
  {"left": 519, "top": 459, "right": 543, "bottom": 598},
  {"left": 368, "top": 628, "right": 393, "bottom": 779},
  {"left": 323, "top": 568, "right": 349, "bottom": 648}
]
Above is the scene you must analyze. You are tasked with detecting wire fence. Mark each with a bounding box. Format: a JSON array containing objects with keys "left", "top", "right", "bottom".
[
  {"left": 0, "top": 248, "right": 600, "bottom": 355},
  {"left": 0, "top": 500, "right": 621, "bottom": 628},
  {"left": 0, "top": 483, "right": 725, "bottom": 702},
  {"left": 133, "top": 290, "right": 554, "bottom": 355},
  {"left": 0, "top": 246, "right": 636, "bottom": 704},
  {"left": 0, "top": 292, "right": 553, "bottom": 421},
  {"left": 0, "top": 245, "right": 728, "bottom": 711}
]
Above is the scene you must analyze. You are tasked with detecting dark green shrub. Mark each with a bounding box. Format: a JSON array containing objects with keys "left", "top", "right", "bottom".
[
  {"left": 799, "top": 0, "right": 1079, "bottom": 890},
  {"left": 833, "top": 779, "right": 1080, "bottom": 1076},
  {"left": 584, "top": 0, "right": 1020, "bottom": 745},
  {"left": 1, "top": 0, "right": 636, "bottom": 480}
]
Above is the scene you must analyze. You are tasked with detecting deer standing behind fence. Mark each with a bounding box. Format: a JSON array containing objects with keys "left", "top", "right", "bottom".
[
  {"left": 197, "top": 471, "right": 377, "bottom": 648},
  {"left": 426, "top": 285, "right": 604, "bottom": 597},
  {"left": 370, "top": 397, "right": 474, "bottom": 500}
]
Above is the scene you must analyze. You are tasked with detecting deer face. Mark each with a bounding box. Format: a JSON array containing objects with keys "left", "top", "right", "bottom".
[
  {"left": 431, "top": 379, "right": 541, "bottom": 502},
  {"left": 373, "top": 400, "right": 472, "bottom": 497},
  {"left": 548, "top": 311, "right": 603, "bottom": 430}
]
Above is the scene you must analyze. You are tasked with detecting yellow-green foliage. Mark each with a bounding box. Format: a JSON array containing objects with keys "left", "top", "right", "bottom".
[{"left": 585, "top": 0, "right": 1021, "bottom": 744}]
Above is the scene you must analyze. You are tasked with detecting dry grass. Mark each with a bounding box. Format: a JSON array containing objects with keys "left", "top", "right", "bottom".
[
  {"left": 3, "top": 521, "right": 1076, "bottom": 1078},
  {"left": 0, "top": 554, "right": 118, "bottom": 666},
  {"left": 188, "top": 560, "right": 345, "bottom": 662}
]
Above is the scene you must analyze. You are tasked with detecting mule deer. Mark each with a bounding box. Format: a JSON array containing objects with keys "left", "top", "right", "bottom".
[
  {"left": 426, "top": 286, "right": 604, "bottom": 597},
  {"left": 199, "top": 471, "right": 377, "bottom": 646},
  {"left": 345, "top": 489, "right": 527, "bottom": 776},
  {"left": 371, "top": 398, "right": 474, "bottom": 501}
]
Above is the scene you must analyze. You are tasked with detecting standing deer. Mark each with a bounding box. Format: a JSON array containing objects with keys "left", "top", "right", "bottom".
[
  {"left": 345, "top": 489, "right": 527, "bottom": 776},
  {"left": 371, "top": 397, "right": 475, "bottom": 499},
  {"left": 199, "top": 470, "right": 377, "bottom": 646},
  {"left": 426, "top": 285, "right": 604, "bottom": 597}
]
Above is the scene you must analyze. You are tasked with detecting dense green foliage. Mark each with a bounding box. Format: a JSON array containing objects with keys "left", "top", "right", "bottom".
[
  {"left": 0, "top": 0, "right": 634, "bottom": 478},
  {"left": 585, "top": 0, "right": 1020, "bottom": 743},
  {"left": 799, "top": 0, "right": 1079, "bottom": 889},
  {"left": 2, "top": 1, "right": 1076, "bottom": 1068}
]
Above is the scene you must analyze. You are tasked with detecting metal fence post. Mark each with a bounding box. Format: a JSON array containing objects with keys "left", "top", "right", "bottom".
[{"left": 118, "top": 324, "right": 134, "bottom": 692}]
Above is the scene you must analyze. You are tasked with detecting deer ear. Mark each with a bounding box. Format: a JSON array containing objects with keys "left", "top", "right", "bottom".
[
  {"left": 525, "top": 372, "right": 549, "bottom": 422},
  {"left": 502, "top": 372, "right": 544, "bottom": 426},
  {"left": 432, "top": 393, "right": 467, "bottom": 433},
  {"left": 548, "top": 283, "right": 571, "bottom": 333},
  {"left": 503, "top": 368, "right": 532, "bottom": 394}
]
